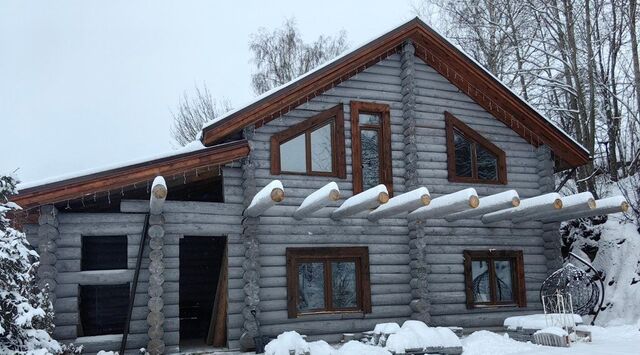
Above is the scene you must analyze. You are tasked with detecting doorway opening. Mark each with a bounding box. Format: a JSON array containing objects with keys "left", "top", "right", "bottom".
[{"left": 179, "top": 236, "right": 227, "bottom": 350}]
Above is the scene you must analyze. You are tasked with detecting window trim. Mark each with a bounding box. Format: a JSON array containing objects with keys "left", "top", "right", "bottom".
[
  {"left": 463, "top": 250, "right": 526, "bottom": 309},
  {"left": 445, "top": 112, "right": 507, "bottom": 185},
  {"left": 270, "top": 104, "right": 346, "bottom": 178},
  {"left": 350, "top": 101, "right": 393, "bottom": 195},
  {"left": 286, "top": 247, "right": 372, "bottom": 318}
]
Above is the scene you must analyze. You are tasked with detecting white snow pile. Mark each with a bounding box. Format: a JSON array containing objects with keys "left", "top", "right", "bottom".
[
  {"left": 96, "top": 351, "right": 117, "bottom": 355},
  {"left": 462, "top": 324, "right": 640, "bottom": 355},
  {"left": 384, "top": 320, "right": 461, "bottom": 353},
  {"left": 533, "top": 326, "right": 568, "bottom": 337},
  {"left": 264, "top": 321, "right": 460, "bottom": 355},
  {"left": 503, "top": 314, "right": 583, "bottom": 330},
  {"left": 373, "top": 322, "right": 400, "bottom": 334}
]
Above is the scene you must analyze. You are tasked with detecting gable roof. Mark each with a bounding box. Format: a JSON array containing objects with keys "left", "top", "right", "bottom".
[{"left": 201, "top": 17, "right": 590, "bottom": 169}]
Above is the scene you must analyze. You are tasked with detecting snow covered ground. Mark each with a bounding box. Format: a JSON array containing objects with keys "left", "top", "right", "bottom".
[
  {"left": 251, "top": 320, "right": 639, "bottom": 355},
  {"left": 462, "top": 324, "right": 639, "bottom": 355}
]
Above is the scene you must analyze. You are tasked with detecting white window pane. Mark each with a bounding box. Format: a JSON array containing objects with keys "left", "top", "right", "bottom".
[
  {"left": 494, "top": 260, "right": 514, "bottom": 302},
  {"left": 297, "top": 262, "right": 325, "bottom": 311},
  {"left": 310, "top": 123, "right": 333, "bottom": 172},
  {"left": 280, "top": 135, "right": 306, "bottom": 172},
  {"left": 332, "top": 261, "right": 357, "bottom": 308},
  {"left": 471, "top": 260, "right": 490, "bottom": 302}
]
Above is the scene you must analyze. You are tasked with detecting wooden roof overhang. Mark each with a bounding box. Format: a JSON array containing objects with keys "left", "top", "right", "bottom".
[
  {"left": 201, "top": 18, "right": 590, "bottom": 169},
  {"left": 13, "top": 140, "right": 249, "bottom": 210}
]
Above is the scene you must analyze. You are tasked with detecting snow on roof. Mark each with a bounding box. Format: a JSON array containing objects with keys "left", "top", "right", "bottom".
[
  {"left": 17, "top": 140, "right": 206, "bottom": 191},
  {"left": 200, "top": 17, "right": 589, "bottom": 157}
]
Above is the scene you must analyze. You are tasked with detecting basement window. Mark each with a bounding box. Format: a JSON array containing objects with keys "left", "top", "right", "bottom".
[
  {"left": 445, "top": 112, "right": 507, "bottom": 184},
  {"left": 81, "top": 235, "right": 127, "bottom": 271},
  {"left": 271, "top": 104, "right": 346, "bottom": 177},
  {"left": 78, "top": 284, "right": 130, "bottom": 336},
  {"left": 286, "top": 247, "right": 371, "bottom": 318},
  {"left": 463, "top": 250, "right": 526, "bottom": 308}
]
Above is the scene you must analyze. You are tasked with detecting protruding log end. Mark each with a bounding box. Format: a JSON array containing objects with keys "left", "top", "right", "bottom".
[
  {"left": 378, "top": 192, "right": 390, "bottom": 204},
  {"left": 512, "top": 196, "right": 521, "bottom": 207},
  {"left": 329, "top": 189, "right": 340, "bottom": 201},
  {"left": 271, "top": 188, "right": 285, "bottom": 203},
  {"left": 469, "top": 195, "right": 480, "bottom": 208},
  {"left": 621, "top": 201, "right": 629, "bottom": 212},
  {"left": 151, "top": 184, "right": 167, "bottom": 200},
  {"left": 587, "top": 198, "right": 596, "bottom": 209},
  {"left": 553, "top": 198, "right": 563, "bottom": 209},
  {"left": 420, "top": 194, "right": 431, "bottom": 206}
]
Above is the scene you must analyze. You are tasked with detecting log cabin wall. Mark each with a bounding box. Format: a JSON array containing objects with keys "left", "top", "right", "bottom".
[
  {"left": 23, "top": 188, "right": 246, "bottom": 353},
  {"left": 250, "top": 52, "right": 412, "bottom": 344},
  {"left": 411, "top": 50, "right": 553, "bottom": 329},
  {"left": 249, "top": 40, "right": 556, "bottom": 340}
]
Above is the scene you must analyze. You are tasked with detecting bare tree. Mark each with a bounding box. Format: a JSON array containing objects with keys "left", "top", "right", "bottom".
[
  {"left": 170, "top": 84, "right": 232, "bottom": 146},
  {"left": 249, "top": 18, "right": 348, "bottom": 95}
]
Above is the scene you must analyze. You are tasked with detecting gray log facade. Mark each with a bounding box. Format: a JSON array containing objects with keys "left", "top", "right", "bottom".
[{"left": 23, "top": 41, "right": 561, "bottom": 352}]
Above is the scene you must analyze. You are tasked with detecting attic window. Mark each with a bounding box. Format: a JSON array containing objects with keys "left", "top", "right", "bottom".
[
  {"left": 271, "top": 104, "right": 346, "bottom": 177},
  {"left": 445, "top": 112, "right": 507, "bottom": 184},
  {"left": 350, "top": 101, "right": 393, "bottom": 195}
]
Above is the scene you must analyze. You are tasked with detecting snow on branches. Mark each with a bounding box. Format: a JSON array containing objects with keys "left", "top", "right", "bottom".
[{"left": 0, "top": 174, "right": 77, "bottom": 354}]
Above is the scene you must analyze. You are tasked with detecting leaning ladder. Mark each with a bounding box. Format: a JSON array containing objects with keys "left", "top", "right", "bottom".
[{"left": 120, "top": 214, "right": 150, "bottom": 354}]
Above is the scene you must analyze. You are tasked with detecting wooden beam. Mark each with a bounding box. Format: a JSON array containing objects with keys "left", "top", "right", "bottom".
[
  {"left": 445, "top": 190, "right": 520, "bottom": 222},
  {"left": 513, "top": 192, "right": 595, "bottom": 223},
  {"left": 331, "top": 184, "right": 389, "bottom": 220},
  {"left": 540, "top": 196, "right": 629, "bottom": 222},
  {"left": 149, "top": 176, "right": 167, "bottom": 215},
  {"left": 367, "top": 187, "right": 430, "bottom": 222},
  {"left": 293, "top": 182, "right": 340, "bottom": 220},
  {"left": 481, "top": 192, "right": 563, "bottom": 224},
  {"left": 245, "top": 180, "right": 285, "bottom": 217},
  {"left": 407, "top": 188, "right": 479, "bottom": 221}
]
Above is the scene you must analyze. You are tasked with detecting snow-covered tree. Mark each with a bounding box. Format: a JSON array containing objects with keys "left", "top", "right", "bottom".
[{"left": 0, "top": 174, "right": 72, "bottom": 354}]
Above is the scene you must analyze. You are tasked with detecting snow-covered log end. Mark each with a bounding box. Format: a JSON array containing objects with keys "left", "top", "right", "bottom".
[
  {"left": 246, "top": 180, "right": 285, "bottom": 217},
  {"left": 331, "top": 184, "right": 389, "bottom": 220},
  {"left": 149, "top": 176, "right": 168, "bottom": 215},
  {"left": 293, "top": 182, "right": 340, "bottom": 220}
]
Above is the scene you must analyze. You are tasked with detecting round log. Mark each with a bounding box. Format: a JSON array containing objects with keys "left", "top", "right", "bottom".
[
  {"left": 148, "top": 325, "right": 164, "bottom": 339},
  {"left": 148, "top": 225, "right": 165, "bottom": 239},
  {"left": 147, "top": 339, "right": 165, "bottom": 355},
  {"left": 149, "top": 249, "right": 163, "bottom": 262},
  {"left": 150, "top": 237, "right": 163, "bottom": 250},
  {"left": 148, "top": 297, "right": 164, "bottom": 312},
  {"left": 149, "top": 284, "right": 164, "bottom": 298},
  {"left": 271, "top": 188, "right": 285, "bottom": 203},
  {"left": 146, "top": 311, "right": 165, "bottom": 326}
]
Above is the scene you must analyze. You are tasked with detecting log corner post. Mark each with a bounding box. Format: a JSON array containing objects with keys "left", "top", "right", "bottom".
[
  {"left": 37, "top": 204, "right": 59, "bottom": 306},
  {"left": 537, "top": 146, "right": 563, "bottom": 273},
  {"left": 147, "top": 177, "right": 167, "bottom": 355},
  {"left": 401, "top": 40, "right": 430, "bottom": 323},
  {"left": 239, "top": 126, "right": 261, "bottom": 351}
]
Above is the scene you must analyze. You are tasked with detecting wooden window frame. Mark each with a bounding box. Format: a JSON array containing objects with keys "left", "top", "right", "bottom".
[
  {"left": 286, "top": 247, "right": 372, "bottom": 318},
  {"left": 445, "top": 112, "right": 507, "bottom": 185},
  {"left": 350, "top": 101, "right": 393, "bottom": 195},
  {"left": 463, "top": 250, "right": 526, "bottom": 309},
  {"left": 270, "top": 104, "right": 346, "bottom": 178}
]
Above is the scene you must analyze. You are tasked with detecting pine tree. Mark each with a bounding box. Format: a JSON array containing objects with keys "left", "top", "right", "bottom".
[{"left": 0, "top": 175, "right": 63, "bottom": 353}]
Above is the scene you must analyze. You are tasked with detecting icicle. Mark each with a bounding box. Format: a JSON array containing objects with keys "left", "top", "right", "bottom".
[{"left": 107, "top": 191, "right": 111, "bottom": 204}]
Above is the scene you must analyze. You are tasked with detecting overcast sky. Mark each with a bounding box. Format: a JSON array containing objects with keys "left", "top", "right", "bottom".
[{"left": 0, "top": 0, "right": 418, "bottom": 184}]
